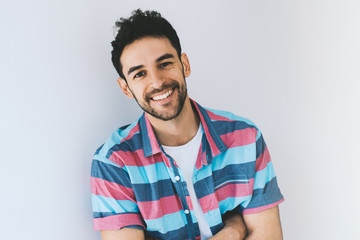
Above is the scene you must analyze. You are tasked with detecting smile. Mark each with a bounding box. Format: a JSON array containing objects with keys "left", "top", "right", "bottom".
[{"left": 152, "top": 89, "right": 173, "bottom": 101}]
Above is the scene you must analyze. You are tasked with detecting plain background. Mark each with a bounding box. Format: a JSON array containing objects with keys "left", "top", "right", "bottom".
[{"left": 1, "top": 0, "right": 359, "bottom": 239}]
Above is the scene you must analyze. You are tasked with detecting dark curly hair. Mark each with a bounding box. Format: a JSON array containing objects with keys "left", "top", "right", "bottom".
[{"left": 111, "top": 9, "right": 182, "bottom": 80}]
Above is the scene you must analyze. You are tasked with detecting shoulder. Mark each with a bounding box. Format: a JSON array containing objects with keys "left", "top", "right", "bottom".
[
  {"left": 204, "top": 107, "right": 261, "bottom": 137},
  {"left": 93, "top": 120, "right": 141, "bottom": 167}
]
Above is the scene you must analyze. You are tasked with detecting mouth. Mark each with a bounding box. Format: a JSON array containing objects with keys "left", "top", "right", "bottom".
[{"left": 151, "top": 89, "right": 174, "bottom": 101}]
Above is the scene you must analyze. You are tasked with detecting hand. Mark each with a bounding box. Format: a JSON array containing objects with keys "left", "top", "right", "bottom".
[{"left": 208, "top": 214, "right": 247, "bottom": 240}]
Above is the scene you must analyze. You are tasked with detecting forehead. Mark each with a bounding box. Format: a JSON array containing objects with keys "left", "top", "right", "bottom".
[{"left": 120, "top": 37, "right": 177, "bottom": 70}]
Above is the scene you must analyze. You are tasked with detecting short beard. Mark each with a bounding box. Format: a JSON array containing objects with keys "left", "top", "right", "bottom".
[{"left": 131, "top": 80, "right": 187, "bottom": 121}]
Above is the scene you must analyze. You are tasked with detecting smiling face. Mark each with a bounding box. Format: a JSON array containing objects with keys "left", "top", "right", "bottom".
[{"left": 118, "top": 36, "right": 191, "bottom": 121}]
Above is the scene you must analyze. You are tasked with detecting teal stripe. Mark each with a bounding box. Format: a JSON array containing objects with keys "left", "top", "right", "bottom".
[
  {"left": 100, "top": 121, "right": 139, "bottom": 154},
  {"left": 253, "top": 162, "right": 276, "bottom": 190},
  {"left": 91, "top": 194, "right": 139, "bottom": 213},
  {"left": 145, "top": 211, "right": 186, "bottom": 234},
  {"left": 193, "top": 164, "right": 212, "bottom": 181},
  {"left": 190, "top": 210, "right": 198, "bottom": 224},
  {"left": 205, "top": 107, "right": 256, "bottom": 126},
  {"left": 194, "top": 145, "right": 256, "bottom": 181},
  {"left": 212, "top": 145, "right": 256, "bottom": 171},
  {"left": 93, "top": 154, "right": 120, "bottom": 168},
  {"left": 217, "top": 196, "right": 251, "bottom": 214},
  {"left": 126, "top": 163, "right": 171, "bottom": 184},
  {"left": 204, "top": 209, "right": 222, "bottom": 228}
]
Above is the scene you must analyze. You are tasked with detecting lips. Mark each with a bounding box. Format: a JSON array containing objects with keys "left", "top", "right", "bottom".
[
  {"left": 152, "top": 89, "right": 173, "bottom": 101},
  {"left": 145, "top": 82, "right": 179, "bottom": 102}
]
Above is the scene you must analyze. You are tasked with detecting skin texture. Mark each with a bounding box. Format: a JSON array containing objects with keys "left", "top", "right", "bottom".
[
  {"left": 243, "top": 206, "right": 283, "bottom": 240},
  {"left": 101, "top": 36, "right": 283, "bottom": 240}
]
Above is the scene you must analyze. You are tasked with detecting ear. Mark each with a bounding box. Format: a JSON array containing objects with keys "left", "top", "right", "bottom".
[
  {"left": 117, "top": 78, "right": 134, "bottom": 99},
  {"left": 180, "top": 53, "right": 191, "bottom": 78}
]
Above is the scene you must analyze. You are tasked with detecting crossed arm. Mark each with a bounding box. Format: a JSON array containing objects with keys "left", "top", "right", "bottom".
[{"left": 100, "top": 206, "right": 282, "bottom": 240}]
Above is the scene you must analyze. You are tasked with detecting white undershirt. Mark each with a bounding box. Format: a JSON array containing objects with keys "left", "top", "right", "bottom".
[{"left": 162, "top": 124, "right": 213, "bottom": 240}]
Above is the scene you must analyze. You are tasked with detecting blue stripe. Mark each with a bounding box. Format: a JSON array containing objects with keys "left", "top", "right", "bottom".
[
  {"left": 256, "top": 133, "right": 267, "bottom": 159},
  {"left": 245, "top": 187, "right": 283, "bottom": 209},
  {"left": 91, "top": 159, "right": 132, "bottom": 188},
  {"left": 210, "top": 222, "right": 224, "bottom": 236},
  {"left": 106, "top": 132, "right": 143, "bottom": 158},
  {"left": 212, "top": 120, "right": 256, "bottom": 136},
  {"left": 195, "top": 102, "right": 227, "bottom": 154},
  {"left": 212, "top": 162, "right": 255, "bottom": 186},
  {"left": 126, "top": 162, "right": 171, "bottom": 184},
  {"left": 193, "top": 175, "right": 215, "bottom": 199},
  {"left": 253, "top": 177, "right": 279, "bottom": 196},
  {"left": 91, "top": 194, "right": 139, "bottom": 213},
  {"left": 147, "top": 225, "right": 189, "bottom": 240},
  {"left": 100, "top": 121, "right": 138, "bottom": 155},
  {"left": 93, "top": 211, "right": 139, "bottom": 219},
  {"left": 133, "top": 179, "right": 177, "bottom": 202},
  {"left": 119, "top": 124, "right": 130, "bottom": 130},
  {"left": 253, "top": 162, "right": 276, "bottom": 190}
]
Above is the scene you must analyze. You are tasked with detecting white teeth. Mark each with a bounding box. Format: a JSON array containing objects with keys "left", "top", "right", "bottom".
[{"left": 152, "top": 90, "right": 173, "bottom": 101}]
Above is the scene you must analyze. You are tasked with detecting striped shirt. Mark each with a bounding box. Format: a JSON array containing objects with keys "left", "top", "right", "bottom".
[{"left": 91, "top": 99, "right": 284, "bottom": 240}]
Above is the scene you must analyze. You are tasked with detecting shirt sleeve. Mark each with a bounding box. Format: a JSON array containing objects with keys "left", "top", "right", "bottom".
[
  {"left": 242, "top": 130, "right": 284, "bottom": 214},
  {"left": 90, "top": 153, "right": 145, "bottom": 231}
]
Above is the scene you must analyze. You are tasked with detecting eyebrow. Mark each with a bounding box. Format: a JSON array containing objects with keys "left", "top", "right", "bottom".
[
  {"left": 127, "top": 65, "right": 144, "bottom": 76},
  {"left": 156, "top": 53, "right": 175, "bottom": 62},
  {"left": 126, "top": 53, "right": 175, "bottom": 76}
]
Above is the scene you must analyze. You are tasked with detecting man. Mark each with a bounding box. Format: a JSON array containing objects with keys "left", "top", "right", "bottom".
[{"left": 91, "top": 9, "right": 284, "bottom": 240}]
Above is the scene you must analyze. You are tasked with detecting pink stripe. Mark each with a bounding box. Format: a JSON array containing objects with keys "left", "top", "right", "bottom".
[
  {"left": 137, "top": 195, "right": 183, "bottom": 220},
  {"left": 220, "top": 128, "right": 257, "bottom": 148},
  {"left": 198, "top": 193, "right": 219, "bottom": 213},
  {"left": 242, "top": 198, "right": 284, "bottom": 214},
  {"left": 206, "top": 110, "right": 234, "bottom": 122},
  {"left": 144, "top": 114, "right": 161, "bottom": 155},
  {"left": 93, "top": 213, "right": 145, "bottom": 231},
  {"left": 109, "top": 149, "right": 163, "bottom": 167},
  {"left": 195, "top": 149, "right": 206, "bottom": 170},
  {"left": 255, "top": 146, "right": 271, "bottom": 172},
  {"left": 185, "top": 195, "right": 194, "bottom": 211},
  {"left": 119, "top": 123, "right": 140, "bottom": 143},
  {"left": 91, "top": 177, "right": 135, "bottom": 201},
  {"left": 215, "top": 178, "right": 255, "bottom": 202}
]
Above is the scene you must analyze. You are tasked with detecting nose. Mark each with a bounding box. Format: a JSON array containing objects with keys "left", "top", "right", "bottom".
[{"left": 148, "top": 68, "right": 164, "bottom": 88}]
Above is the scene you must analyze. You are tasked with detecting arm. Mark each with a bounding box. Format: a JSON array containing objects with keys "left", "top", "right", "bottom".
[
  {"left": 100, "top": 228, "right": 145, "bottom": 240},
  {"left": 209, "top": 213, "right": 247, "bottom": 240},
  {"left": 243, "top": 206, "right": 283, "bottom": 240}
]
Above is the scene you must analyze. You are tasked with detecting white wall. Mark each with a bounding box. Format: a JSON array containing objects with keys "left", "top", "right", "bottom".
[{"left": 1, "top": 0, "right": 359, "bottom": 239}]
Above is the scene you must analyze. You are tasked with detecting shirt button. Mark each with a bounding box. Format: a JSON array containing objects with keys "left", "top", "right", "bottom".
[
  {"left": 184, "top": 209, "right": 190, "bottom": 214},
  {"left": 175, "top": 176, "right": 180, "bottom": 181}
]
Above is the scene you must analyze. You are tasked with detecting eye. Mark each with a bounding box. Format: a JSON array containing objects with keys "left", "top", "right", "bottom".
[
  {"left": 134, "top": 71, "right": 146, "bottom": 79},
  {"left": 159, "top": 62, "right": 172, "bottom": 68}
]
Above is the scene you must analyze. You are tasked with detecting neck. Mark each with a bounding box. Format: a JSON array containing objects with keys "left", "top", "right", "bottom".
[{"left": 146, "top": 97, "right": 200, "bottom": 146}]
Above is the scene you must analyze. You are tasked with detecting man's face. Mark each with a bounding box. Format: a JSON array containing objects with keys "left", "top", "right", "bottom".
[{"left": 119, "top": 36, "right": 191, "bottom": 121}]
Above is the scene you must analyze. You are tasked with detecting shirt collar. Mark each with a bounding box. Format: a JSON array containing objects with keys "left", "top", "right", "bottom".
[{"left": 139, "top": 99, "right": 227, "bottom": 158}]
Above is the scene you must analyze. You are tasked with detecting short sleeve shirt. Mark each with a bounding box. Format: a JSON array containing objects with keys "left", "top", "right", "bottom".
[{"left": 91, "top": 99, "right": 284, "bottom": 240}]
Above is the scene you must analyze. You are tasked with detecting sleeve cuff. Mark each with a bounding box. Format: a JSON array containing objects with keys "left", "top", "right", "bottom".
[
  {"left": 94, "top": 213, "right": 145, "bottom": 231},
  {"left": 242, "top": 188, "right": 284, "bottom": 214}
]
